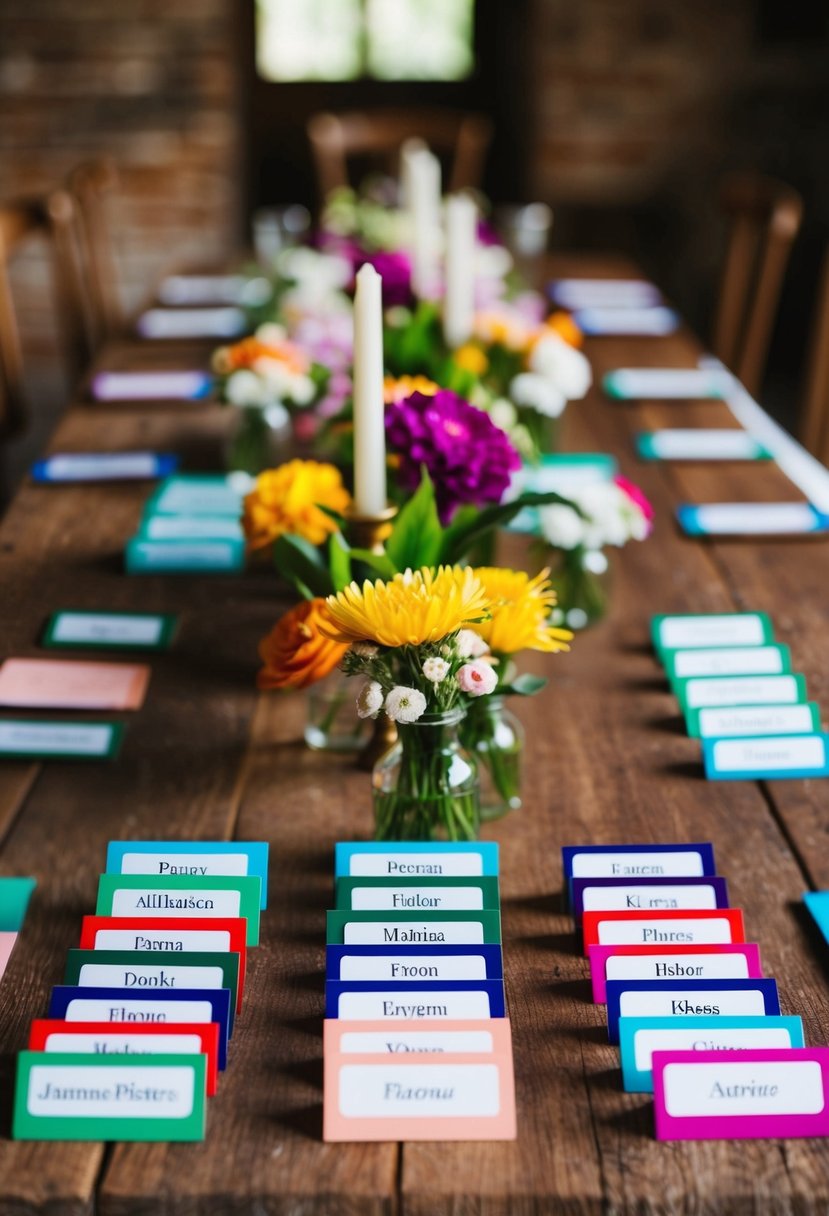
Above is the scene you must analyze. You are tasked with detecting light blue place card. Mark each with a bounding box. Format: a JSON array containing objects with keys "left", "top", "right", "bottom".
[
  {"left": 549, "top": 279, "right": 662, "bottom": 310},
  {"left": 604, "top": 368, "right": 727, "bottom": 400},
  {"left": 334, "top": 842, "right": 499, "bottom": 879},
  {"left": 32, "top": 453, "right": 178, "bottom": 484},
  {"left": 157, "top": 275, "right": 251, "bottom": 306},
  {"left": 106, "top": 841, "right": 269, "bottom": 910},
  {"left": 703, "top": 733, "right": 829, "bottom": 781},
  {"left": 91, "top": 371, "right": 214, "bottom": 402},
  {"left": 619, "top": 1015, "right": 805, "bottom": 1092},
  {"left": 572, "top": 306, "right": 679, "bottom": 337},
  {"left": 636, "top": 430, "right": 771, "bottom": 462},
  {"left": 125, "top": 537, "right": 244, "bottom": 575},
  {"left": 138, "top": 515, "right": 244, "bottom": 542},
  {"left": 804, "top": 892, "right": 829, "bottom": 945},
  {"left": 677, "top": 502, "right": 829, "bottom": 537},
  {"left": 135, "top": 307, "right": 246, "bottom": 340},
  {"left": 606, "top": 978, "right": 781, "bottom": 1044},
  {"left": 688, "top": 703, "right": 821, "bottom": 741},
  {"left": 146, "top": 475, "right": 250, "bottom": 518}
]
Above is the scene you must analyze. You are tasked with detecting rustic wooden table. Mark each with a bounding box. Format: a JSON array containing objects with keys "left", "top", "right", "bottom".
[{"left": 1, "top": 259, "right": 829, "bottom": 1214}]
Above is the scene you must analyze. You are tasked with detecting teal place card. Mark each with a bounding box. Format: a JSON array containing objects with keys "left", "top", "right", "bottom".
[
  {"left": 125, "top": 536, "right": 245, "bottom": 574},
  {"left": 335, "top": 876, "right": 501, "bottom": 912},
  {"left": 619, "top": 1015, "right": 806, "bottom": 1092},
  {"left": 0, "top": 877, "right": 36, "bottom": 931},
  {"left": 145, "top": 474, "right": 250, "bottom": 518},
  {"left": 703, "top": 733, "right": 829, "bottom": 781},
  {"left": 688, "top": 702, "right": 821, "bottom": 741},
  {"left": 106, "top": 841, "right": 269, "bottom": 909},
  {"left": 326, "top": 909, "right": 502, "bottom": 946},
  {"left": 678, "top": 673, "right": 808, "bottom": 726},
  {"left": 664, "top": 644, "right": 791, "bottom": 687},
  {"left": 64, "top": 950, "right": 240, "bottom": 1022},
  {"left": 43, "top": 611, "right": 178, "bottom": 651},
  {"left": 677, "top": 502, "right": 829, "bottom": 538},
  {"left": 636, "top": 430, "right": 771, "bottom": 463},
  {"left": 12, "top": 1051, "right": 207, "bottom": 1141},
  {"left": 334, "top": 841, "right": 499, "bottom": 878},
  {"left": 652, "top": 613, "right": 775, "bottom": 658},
  {"left": 804, "top": 891, "right": 829, "bottom": 945},
  {"left": 96, "top": 874, "right": 261, "bottom": 945},
  {"left": 0, "top": 719, "right": 124, "bottom": 760},
  {"left": 137, "top": 515, "right": 244, "bottom": 542},
  {"left": 603, "top": 368, "right": 727, "bottom": 401}
]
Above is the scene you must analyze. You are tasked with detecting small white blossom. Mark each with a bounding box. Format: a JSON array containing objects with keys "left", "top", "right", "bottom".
[
  {"left": 456, "top": 629, "right": 490, "bottom": 659},
  {"left": 356, "top": 680, "right": 384, "bottom": 719},
  {"left": 510, "top": 372, "right": 567, "bottom": 418},
  {"left": 529, "top": 333, "right": 592, "bottom": 400},
  {"left": 225, "top": 369, "right": 267, "bottom": 408},
  {"left": 422, "top": 656, "right": 450, "bottom": 684},
  {"left": 384, "top": 686, "right": 427, "bottom": 723}
]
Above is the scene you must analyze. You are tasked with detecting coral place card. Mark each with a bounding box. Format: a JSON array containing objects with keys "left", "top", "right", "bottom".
[
  {"left": 0, "top": 659, "right": 150, "bottom": 711},
  {"left": 324, "top": 1017, "right": 513, "bottom": 1057},
  {"left": 0, "top": 932, "right": 16, "bottom": 978}
]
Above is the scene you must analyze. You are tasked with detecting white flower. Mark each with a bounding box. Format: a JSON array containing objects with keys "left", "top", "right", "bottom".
[
  {"left": 509, "top": 372, "right": 567, "bottom": 418},
  {"left": 456, "top": 629, "right": 490, "bottom": 659},
  {"left": 255, "top": 322, "right": 287, "bottom": 345},
  {"left": 225, "top": 369, "right": 267, "bottom": 408},
  {"left": 350, "top": 642, "right": 379, "bottom": 658},
  {"left": 490, "top": 397, "right": 518, "bottom": 431},
  {"left": 538, "top": 503, "right": 587, "bottom": 550},
  {"left": 457, "top": 660, "right": 498, "bottom": 697},
  {"left": 422, "top": 656, "right": 450, "bottom": 684},
  {"left": 384, "top": 685, "right": 427, "bottom": 723},
  {"left": 529, "top": 334, "right": 592, "bottom": 400},
  {"left": 356, "top": 680, "right": 384, "bottom": 719}
]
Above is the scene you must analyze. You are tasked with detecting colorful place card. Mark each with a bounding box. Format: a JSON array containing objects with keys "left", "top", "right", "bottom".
[
  {"left": 804, "top": 891, "right": 829, "bottom": 945},
  {"left": 619, "top": 1015, "right": 804, "bottom": 1093},
  {"left": 106, "top": 841, "right": 269, "bottom": 910},
  {"left": 665, "top": 644, "right": 791, "bottom": 684},
  {"left": 652, "top": 613, "right": 774, "bottom": 655},
  {"left": 653, "top": 1047, "right": 829, "bottom": 1141},
  {"left": 0, "top": 659, "right": 150, "bottom": 712},
  {"left": 571, "top": 876, "right": 729, "bottom": 921},
  {"left": 582, "top": 908, "right": 745, "bottom": 953},
  {"left": 31, "top": 452, "right": 178, "bottom": 483},
  {"left": 334, "top": 841, "right": 499, "bottom": 878},
  {"left": 324, "top": 1017, "right": 513, "bottom": 1056},
  {"left": 138, "top": 515, "right": 244, "bottom": 542},
  {"left": 636, "top": 429, "right": 769, "bottom": 461},
  {"left": 326, "top": 910, "right": 501, "bottom": 946},
  {"left": 572, "top": 306, "right": 679, "bottom": 337},
  {"left": 157, "top": 274, "right": 252, "bottom": 306},
  {"left": 95, "top": 874, "right": 261, "bottom": 945},
  {"left": 125, "top": 537, "right": 245, "bottom": 575},
  {"left": 325, "top": 980, "right": 506, "bottom": 1020},
  {"left": 326, "top": 944, "right": 504, "bottom": 982},
  {"left": 562, "top": 845, "right": 715, "bottom": 907},
  {"left": 0, "top": 931, "right": 16, "bottom": 977},
  {"left": 605, "top": 978, "right": 781, "bottom": 1043},
  {"left": 29, "top": 1019, "right": 220, "bottom": 1096},
  {"left": 0, "top": 719, "right": 123, "bottom": 760},
  {"left": 47, "top": 986, "right": 231, "bottom": 1069},
  {"left": 678, "top": 674, "right": 807, "bottom": 719},
  {"left": 703, "top": 733, "right": 829, "bottom": 781},
  {"left": 0, "top": 877, "right": 36, "bottom": 931},
  {"left": 323, "top": 1051, "right": 516, "bottom": 1141},
  {"left": 588, "top": 943, "right": 762, "bottom": 1003},
  {"left": 13, "top": 1051, "right": 207, "bottom": 1141},
  {"left": 64, "top": 950, "right": 241, "bottom": 1018},
  {"left": 604, "top": 368, "right": 727, "bottom": 400},
  {"left": 135, "top": 306, "right": 246, "bottom": 340},
  {"left": 43, "top": 611, "right": 177, "bottom": 651},
  {"left": 335, "top": 876, "right": 500, "bottom": 912},
  {"left": 90, "top": 371, "right": 213, "bottom": 402},
  {"left": 677, "top": 502, "right": 829, "bottom": 537},
  {"left": 689, "top": 703, "right": 821, "bottom": 740},
  {"left": 549, "top": 279, "right": 662, "bottom": 310},
  {"left": 146, "top": 475, "right": 250, "bottom": 518}
]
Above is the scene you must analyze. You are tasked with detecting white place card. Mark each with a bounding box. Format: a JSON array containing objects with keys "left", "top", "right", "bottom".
[
  {"left": 681, "top": 674, "right": 804, "bottom": 711},
  {"left": 605, "top": 369, "right": 728, "bottom": 400},
  {"left": 638, "top": 429, "right": 767, "bottom": 460},
  {"left": 669, "top": 646, "right": 788, "bottom": 680},
  {"left": 574, "top": 306, "right": 679, "bottom": 336},
  {"left": 343, "top": 922, "right": 486, "bottom": 945},
  {"left": 91, "top": 371, "right": 212, "bottom": 402},
  {"left": 136, "top": 307, "right": 246, "bottom": 340},
  {"left": 678, "top": 502, "right": 829, "bottom": 537},
  {"left": 654, "top": 613, "right": 770, "bottom": 651}
]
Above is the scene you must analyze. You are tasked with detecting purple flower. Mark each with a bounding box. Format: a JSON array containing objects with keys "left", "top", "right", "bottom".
[
  {"left": 358, "top": 249, "right": 413, "bottom": 308},
  {"left": 385, "top": 390, "right": 521, "bottom": 523}
]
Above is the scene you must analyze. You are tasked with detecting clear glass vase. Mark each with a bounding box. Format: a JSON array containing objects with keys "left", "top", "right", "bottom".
[
  {"left": 304, "top": 670, "right": 372, "bottom": 753},
  {"left": 372, "top": 707, "right": 480, "bottom": 842},
  {"left": 548, "top": 547, "right": 611, "bottom": 630},
  {"left": 224, "top": 404, "right": 291, "bottom": 475},
  {"left": 461, "top": 696, "right": 525, "bottom": 820}
]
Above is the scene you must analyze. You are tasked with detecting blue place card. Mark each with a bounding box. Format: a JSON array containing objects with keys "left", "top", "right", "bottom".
[
  {"left": 334, "top": 841, "right": 499, "bottom": 879},
  {"left": 106, "top": 841, "right": 269, "bottom": 910},
  {"left": 703, "top": 733, "right": 829, "bottom": 781},
  {"left": 125, "top": 537, "right": 245, "bottom": 574},
  {"left": 326, "top": 944, "right": 504, "bottom": 982},
  {"left": 677, "top": 502, "right": 829, "bottom": 537},
  {"left": 32, "top": 452, "right": 179, "bottom": 484},
  {"left": 145, "top": 475, "right": 250, "bottom": 518},
  {"left": 572, "top": 306, "right": 679, "bottom": 337},
  {"left": 47, "top": 985, "right": 232, "bottom": 1068},
  {"left": 570, "top": 875, "right": 729, "bottom": 921},
  {"left": 562, "top": 844, "right": 716, "bottom": 909},
  {"left": 619, "top": 1014, "right": 805, "bottom": 1092},
  {"left": 324, "top": 979, "right": 506, "bottom": 1020},
  {"left": 605, "top": 978, "right": 781, "bottom": 1044}
]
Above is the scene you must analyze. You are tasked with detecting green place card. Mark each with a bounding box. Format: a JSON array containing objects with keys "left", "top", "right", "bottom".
[
  {"left": 676, "top": 673, "right": 808, "bottom": 732},
  {"left": 13, "top": 1051, "right": 207, "bottom": 1141},
  {"left": 64, "top": 950, "right": 240, "bottom": 1022},
  {"left": 651, "top": 612, "right": 775, "bottom": 659},
  {"left": 0, "top": 877, "right": 36, "bottom": 931},
  {"left": 0, "top": 720, "right": 124, "bottom": 760},
  {"left": 326, "top": 909, "right": 502, "bottom": 945},
  {"left": 125, "top": 536, "right": 245, "bottom": 575},
  {"left": 95, "top": 874, "right": 261, "bottom": 945},
  {"left": 43, "top": 611, "right": 178, "bottom": 651},
  {"left": 335, "top": 876, "right": 501, "bottom": 912},
  {"left": 664, "top": 643, "right": 792, "bottom": 687}
]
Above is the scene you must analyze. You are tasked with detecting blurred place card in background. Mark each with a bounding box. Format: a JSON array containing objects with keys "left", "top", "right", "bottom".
[
  {"left": 147, "top": 475, "right": 250, "bottom": 518},
  {"left": 664, "top": 644, "right": 791, "bottom": 684},
  {"left": 135, "top": 307, "right": 246, "bottom": 340},
  {"left": 677, "top": 502, "right": 829, "bottom": 537},
  {"left": 0, "top": 877, "right": 36, "bottom": 931},
  {"left": 0, "top": 659, "right": 150, "bottom": 711},
  {"left": 32, "top": 452, "right": 178, "bottom": 484},
  {"left": 507, "top": 454, "right": 617, "bottom": 534},
  {"left": 157, "top": 275, "right": 251, "bottom": 306},
  {"left": 803, "top": 891, "right": 829, "bottom": 945},
  {"left": 90, "top": 372, "right": 214, "bottom": 403},
  {"left": 0, "top": 932, "right": 16, "bottom": 978},
  {"left": 636, "top": 430, "right": 771, "bottom": 462},
  {"left": 549, "top": 279, "right": 662, "bottom": 310},
  {"left": 689, "top": 703, "right": 821, "bottom": 740},
  {"left": 138, "top": 516, "right": 244, "bottom": 542},
  {"left": 604, "top": 368, "right": 728, "bottom": 400},
  {"left": 0, "top": 720, "right": 123, "bottom": 760},
  {"left": 678, "top": 674, "right": 807, "bottom": 722},
  {"left": 43, "top": 611, "right": 177, "bottom": 651},
  {"left": 125, "top": 537, "right": 245, "bottom": 575},
  {"left": 703, "top": 733, "right": 829, "bottom": 781},
  {"left": 652, "top": 613, "right": 775, "bottom": 654},
  {"left": 571, "top": 307, "right": 679, "bottom": 337}
]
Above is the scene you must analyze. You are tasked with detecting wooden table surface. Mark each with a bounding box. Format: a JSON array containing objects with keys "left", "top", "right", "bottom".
[{"left": 2, "top": 257, "right": 829, "bottom": 1215}]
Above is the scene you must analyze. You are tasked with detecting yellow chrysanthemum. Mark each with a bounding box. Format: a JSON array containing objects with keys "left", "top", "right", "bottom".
[
  {"left": 242, "top": 460, "right": 351, "bottom": 551},
  {"left": 383, "top": 375, "right": 440, "bottom": 404},
  {"left": 470, "top": 567, "right": 573, "bottom": 654},
  {"left": 453, "top": 344, "right": 489, "bottom": 375},
  {"left": 323, "top": 566, "right": 493, "bottom": 647}
]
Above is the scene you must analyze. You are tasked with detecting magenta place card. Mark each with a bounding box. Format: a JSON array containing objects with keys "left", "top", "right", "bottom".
[
  {"left": 653, "top": 1047, "right": 829, "bottom": 1141},
  {"left": 588, "top": 943, "right": 763, "bottom": 1003}
]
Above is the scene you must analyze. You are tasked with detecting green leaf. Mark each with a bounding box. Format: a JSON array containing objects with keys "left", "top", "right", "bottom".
[
  {"left": 385, "top": 469, "right": 443, "bottom": 571},
  {"left": 349, "top": 549, "right": 397, "bottom": 580},
  {"left": 273, "top": 534, "right": 334, "bottom": 599},
  {"left": 328, "top": 532, "right": 352, "bottom": 593},
  {"left": 438, "top": 491, "right": 581, "bottom": 565},
  {"left": 500, "top": 673, "right": 548, "bottom": 697}
]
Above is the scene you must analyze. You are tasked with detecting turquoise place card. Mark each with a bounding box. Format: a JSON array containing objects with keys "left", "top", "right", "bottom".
[
  {"left": 0, "top": 720, "right": 124, "bottom": 760},
  {"left": 677, "top": 502, "right": 829, "bottom": 537},
  {"left": 106, "top": 841, "right": 269, "bottom": 909},
  {"left": 146, "top": 475, "right": 249, "bottom": 518},
  {"left": 636, "top": 430, "right": 770, "bottom": 462},
  {"left": 0, "top": 877, "right": 36, "bottom": 931},
  {"left": 703, "top": 734, "right": 829, "bottom": 780},
  {"left": 137, "top": 515, "right": 244, "bottom": 542},
  {"left": 125, "top": 537, "right": 244, "bottom": 575},
  {"left": 664, "top": 644, "right": 791, "bottom": 686},
  {"left": 804, "top": 892, "right": 829, "bottom": 945},
  {"left": 334, "top": 842, "right": 499, "bottom": 878},
  {"left": 688, "top": 703, "right": 821, "bottom": 740},
  {"left": 652, "top": 613, "right": 774, "bottom": 657}
]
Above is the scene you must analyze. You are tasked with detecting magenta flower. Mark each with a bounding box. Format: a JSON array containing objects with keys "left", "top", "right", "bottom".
[
  {"left": 385, "top": 390, "right": 521, "bottom": 523},
  {"left": 614, "top": 474, "right": 655, "bottom": 533}
]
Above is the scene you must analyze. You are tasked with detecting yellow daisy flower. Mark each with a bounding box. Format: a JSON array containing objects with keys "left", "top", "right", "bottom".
[
  {"left": 470, "top": 567, "right": 572, "bottom": 654},
  {"left": 453, "top": 344, "right": 489, "bottom": 375},
  {"left": 323, "top": 566, "right": 493, "bottom": 647},
  {"left": 242, "top": 460, "right": 350, "bottom": 550},
  {"left": 383, "top": 375, "right": 440, "bottom": 404}
]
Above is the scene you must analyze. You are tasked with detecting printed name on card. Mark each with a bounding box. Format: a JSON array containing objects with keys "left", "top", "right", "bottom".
[
  {"left": 326, "top": 909, "right": 502, "bottom": 946},
  {"left": 323, "top": 1017, "right": 514, "bottom": 1057},
  {"left": 106, "top": 841, "right": 269, "bottom": 909},
  {"left": 703, "top": 733, "right": 829, "bottom": 780},
  {"left": 0, "top": 719, "right": 124, "bottom": 760},
  {"left": 334, "top": 876, "right": 500, "bottom": 912},
  {"left": 325, "top": 980, "right": 506, "bottom": 1020},
  {"left": 326, "top": 944, "right": 504, "bottom": 982},
  {"left": 334, "top": 841, "right": 499, "bottom": 878},
  {"left": 581, "top": 908, "right": 746, "bottom": 954},
  {"left": 64, "top": 949, "right": 241, "bottom": 1017},
  {"left": 689, "top": 703, "right": 820, "bottom": 740},
  {"left": 570, "top": 876, "right": 729, "bottom": 921},
  {"left": 588, "top": 943, "right": 763, "bottom": 1003},
  {"left": 605, "top": 978, "right": 781, "bottom": 1044},
  {"left": 95, "top": 874, "right": 261, "bottom": 945}
]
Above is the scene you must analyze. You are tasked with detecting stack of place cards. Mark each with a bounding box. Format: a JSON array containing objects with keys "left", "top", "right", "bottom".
[
  {"left": 323, "top": 842, "right": 516, "bottom": 1142},
  {"left": 652, "top": 612, "right": 828, "bottom": 781},
  {"left": 125, "top": 475, "right": 249, "bottom": 574},
  {"left": 12, "top": 838, "right": 267, "bottom": 1142},
  {"left": 0, "top": 876, "right": 36, "bottom": 980},
  {"left": 562, "top": 842, "right": 826, "bottom": 1142}
]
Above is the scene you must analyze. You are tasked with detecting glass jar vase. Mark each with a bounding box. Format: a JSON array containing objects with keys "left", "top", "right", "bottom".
[
  {"left": 548, "top": 546, "right": 611, "bottom": 630},
  {"left": 461, "top": 696, "right": 525, "bottom": 820},
  {"left": 372, "top": 707, "right": 480, "bottom": 841},
  {"left": 304, "top": 670, "right": 372, "bottom": 753}
]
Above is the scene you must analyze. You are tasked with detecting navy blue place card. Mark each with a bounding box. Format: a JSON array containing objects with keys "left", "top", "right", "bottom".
[
  {"left": 32, "top": 453, "right": 179, "bottom": 484},
  {"left": 326, "top": 944, "right": 504, "bottom": 982},
  {"left": 47, "top": 985, "right": 232, "bottom": 1068},
  {"left": 605, "top": 978, "right": 781, "bottom": 1044},
  {"left": 570, "top": 876, "right": 729, "bottom": 922},
  {"left": 324, "top": 980, "right": 506, "bottom": 1020},
  {"left": 562, "top": 844, "right": 716, "bottom": 908}
]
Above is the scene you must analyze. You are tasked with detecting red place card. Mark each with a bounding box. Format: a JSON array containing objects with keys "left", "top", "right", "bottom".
[{"left": 581, "top": 908, "right": 746, "bottom": 955}]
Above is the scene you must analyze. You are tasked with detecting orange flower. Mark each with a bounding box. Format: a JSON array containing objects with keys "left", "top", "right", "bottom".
[
  {"left": 242, "top": 460, "right": 351, "bottom": 551},
  {"left": 213, "top": 335, "right": 309, "bottom": 376},
  {"left": 383, "top": 375, "right": 439, "bottom": 404},
  {"left": 545, "top": 311, "right": 584, "bottom": 348},
  {"left": 257, "top": 599, "right": 347, "bottom": 691}
]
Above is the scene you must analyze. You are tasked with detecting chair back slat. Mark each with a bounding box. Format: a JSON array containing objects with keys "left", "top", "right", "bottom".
[{"left": 68, "top": 157, "right": 123, "bottom": 345}]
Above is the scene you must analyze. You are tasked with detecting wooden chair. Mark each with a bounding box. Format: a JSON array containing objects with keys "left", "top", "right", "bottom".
[
  {"left": 0, "top": 192, "right": 90, "bottom": 439},
  {"left": 799, "top": 250, "right": 829, "bottom": 465},
  {"left": 307, "top": 108, "right": 492, "bottom": 201},
  {"left": 713, "top": 172, "right": 803, "bottom": 397},
  {"left": 67, "top": 157, "right": 123, "bottom": 346}
]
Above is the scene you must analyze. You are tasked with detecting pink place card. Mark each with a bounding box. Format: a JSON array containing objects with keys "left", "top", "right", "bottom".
[
  {"left": 324, "top": 1017, "right": 513, "bottom": 1057},
  {"left": 0, "top": 659, "right": 150, "bottom": 711},
  {"left": 0, "top": 932, "right": 16, "bottom": 978},
  {"left": 588, "top": 943, "right": 763, "bottom": 1003},
  {"left": 653, "top": 1048, "right": 829, "bottom": 1141},
  {"left": 323, "top": 1049, "right": 517, "bottom": 1141}
]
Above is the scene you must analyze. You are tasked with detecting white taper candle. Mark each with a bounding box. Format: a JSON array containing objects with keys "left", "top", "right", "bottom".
[
  {"left": 443, "top": 193, "right": 477, "bottom": 349},
  {"left": 406, "top": 147, "right": 441, "bottom": 299},
  {"left": 352, "top": 263, "right": 387, "bottom": 517}
]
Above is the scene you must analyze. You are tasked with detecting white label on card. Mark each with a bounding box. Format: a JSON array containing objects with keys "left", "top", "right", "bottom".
[
  {"left": 697, "top": 705, "right": 816, "bottom": 739},
  {"left": 350, "top": 886, "right": 484, "bottom": 912},
  {"left": 651, "top": 430, "right": 759, "bottom": 457},
  {"left": 660, "top": 616, "right": 765, "bottom": 650},
  {"left": 339, "top": 1062, "right": 500, "bottom": 1118},
  {"left": 137, "top": 307, "right": 245, "bottom": 339},
  {"left": 553, "top": 280, "right": 660, "bottom": 308},
  {"left": 339, "top": 954, "right": 488, "bottom": 982},
  {"left": 572, "top": 852, "right": 704, "bottom": 879},
  {"left": 634, "top": 1026, "right": 794, "bottom": 1072},
  {"left": 598, "top": 918, "right": 734, "bottom": 946},
  {"left": 619, "top": 989, "right": 768, "bottom": 1020},
  {"left": 64, "top": 998, "right": 213, "bottom": 1023},
  {"left": 337, "top": 991, "right": 493, "bottom": 1020},
  {"left": 583, "top": 884, "right": 718, "bottom": 913},
  {"left": 612, "top": 372, "right": 725, "bottom": 398},
  {"left": 43, "top": 1032, "right": 204, "bottom": 1056},
  {"left": 695, "top": 503, "right": 819, "bottom": 535},
  {"left": 143, "top": 516, "right": 242, "bottom": 541},
  {"left": 46, "top": 454, "right": 159, "bottom": 480},
  {"left": 110, "top": 890, "right": 241, "bottom": 918},
  {"left": 93, "top": 372, "right": 209, "bottom": 400},
  {"left": 158, "top": 275, "right": 246, "bottom": 305},
  {"left": 94, "top": 929, "right": 232, "bottom": 953},
  {"left": 673, "top": 647, "right": 784, "bottom": 679},
  {"left": 52, "top": 614, "right": 164, "bottom": 646},
  {"left": 77, "top": 964, "right": 225, "bottom": 990},
  {"left": 0, "top": 722, "right": 113, "bottom": 756},
  {"left": 577, "top": 306, "right": 678, "bottom": 335},
  {"left": 712, "top": 735, "right": 825, "bottom": 773},
  {"left": 608, "top": 953, "right": 749, "bottom": 986},
  {"left": 120, "top": 852, "right": 248, "bottom": 878},
  {"left": 343, "top": 921, "right": 485, "bottom": 945},
  {"left": 350, "top": 852, "right": 483, "bottom": 877},
  {"left": 685, "top": 675, "right": 799, "bottom": 709},
  {"left": 339, "top": 1029, "right": 495, "bottom": 1054},
  {"left": 27, "top": 1064, "right": 195, "bottom": 1119},
  {"left": 663, "top": 1059, "right": 823, "bottom": 1118}
]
